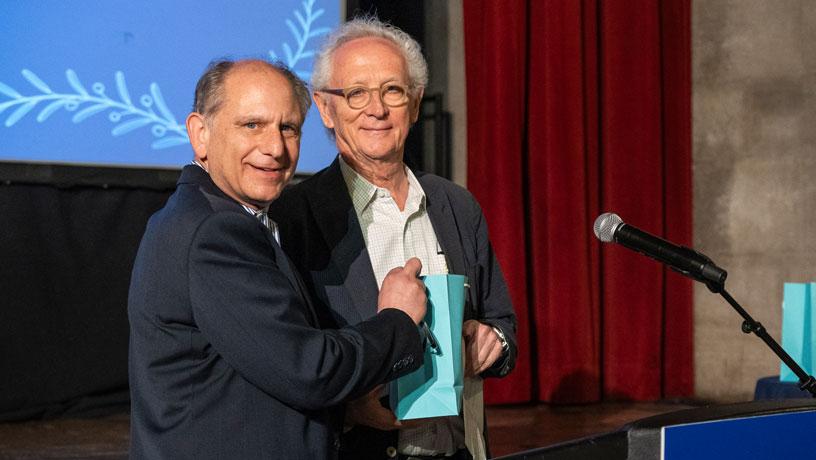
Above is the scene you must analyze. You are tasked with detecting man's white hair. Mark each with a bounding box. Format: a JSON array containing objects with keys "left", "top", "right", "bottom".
[{"left": 311, "top": 16, "right": 428, "bottom": 92}]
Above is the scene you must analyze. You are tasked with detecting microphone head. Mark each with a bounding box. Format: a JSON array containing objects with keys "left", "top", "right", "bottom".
[{"left": 594, "top": 212, "right": 623, "bottom": 243}]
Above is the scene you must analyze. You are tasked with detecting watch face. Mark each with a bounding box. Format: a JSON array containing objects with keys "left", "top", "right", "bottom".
[{"left": 492, "top": 326, "right": 509, "bottom": 351}]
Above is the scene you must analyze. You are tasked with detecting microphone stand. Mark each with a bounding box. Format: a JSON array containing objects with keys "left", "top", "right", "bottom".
[
  {"left": 595, "top": 212, "right": 816, "bottom": 396},
  {"left": 706, "top": 281, "right": 816, "bottom": 397}
]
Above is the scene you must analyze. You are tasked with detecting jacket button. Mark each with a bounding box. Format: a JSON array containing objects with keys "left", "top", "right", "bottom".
[{"left": 386, "top": 446, "right": 397, "bottom": 458}]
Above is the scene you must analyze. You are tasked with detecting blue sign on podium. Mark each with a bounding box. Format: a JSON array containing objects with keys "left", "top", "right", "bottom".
[
  {"left": 494, "top": 400, "right": 816, "bottom": 460},
  {"left": 662, "top": 409, "right": 816, "bottom": 459}
]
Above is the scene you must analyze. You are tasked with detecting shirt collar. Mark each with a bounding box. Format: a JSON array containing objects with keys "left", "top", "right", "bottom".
[
  {"left": 403, "top": 165, "right": 426, "bottom": 214},
  {"left": 339, "top": 155, "right": 378, "bottom": 215},
  {"left": 240, "top": 204, "right": 279, "bottom": 244},
  {"left": 338, "top": 155, "right": 426, "bottom": 215}
]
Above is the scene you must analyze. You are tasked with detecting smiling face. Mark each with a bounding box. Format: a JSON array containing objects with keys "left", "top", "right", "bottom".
[
  {"left": 187, "top": 62, "right": 303, "bottom": 209},
  {"left": 313, "top": 37, "right": 423, "bottom": 166}
]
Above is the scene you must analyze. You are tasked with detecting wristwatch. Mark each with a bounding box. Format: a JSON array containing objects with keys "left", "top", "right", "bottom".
[{"left": 491, "top": 325, "right": 509, "bottom": 354}]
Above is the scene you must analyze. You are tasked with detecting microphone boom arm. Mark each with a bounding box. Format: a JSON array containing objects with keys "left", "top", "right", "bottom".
[{"left": 718, "top": 288, "right": 816, "bottom": 397}]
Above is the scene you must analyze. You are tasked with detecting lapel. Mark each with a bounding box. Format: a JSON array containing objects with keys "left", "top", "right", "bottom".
[
  {"left": 269, "top": 239, "right": 320, "bottom": 326},
  {"left": 418, "top": 173, "right": 466, "bottom": 277},
  {"left": 182, "top": 165, "right": 321, "bottom": 326},
  {"left": 419, "top": 173, "right": 480, "bottom": 320},
  {"left": 306, "top": 159, "right": 379, "bottom": 322}
]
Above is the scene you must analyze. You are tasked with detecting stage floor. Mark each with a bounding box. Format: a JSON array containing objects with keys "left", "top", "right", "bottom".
[{"left": 0, "top": 401, "right": 696, "bottom": 458}]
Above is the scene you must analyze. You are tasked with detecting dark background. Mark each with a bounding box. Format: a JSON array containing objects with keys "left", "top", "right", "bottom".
[{"left": 0, "top": 0, "right": 449, "bottom": 421}]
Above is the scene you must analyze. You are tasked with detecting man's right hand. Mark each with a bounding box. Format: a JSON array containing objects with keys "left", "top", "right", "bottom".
[{"left": 378, "top": 257, "right": 426, "bottom": 324}]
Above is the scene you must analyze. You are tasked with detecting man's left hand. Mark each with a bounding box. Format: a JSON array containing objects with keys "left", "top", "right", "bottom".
[
  {"left": 463, "top": 320, "right": 503, "bottom": 377},
  {"left": 345, "top": 385, "right": 424, "bottom": 431}
]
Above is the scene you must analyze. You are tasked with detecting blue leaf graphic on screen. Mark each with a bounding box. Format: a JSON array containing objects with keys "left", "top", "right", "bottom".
[
  {"left": 269, "top": 0, "right": 330, "bottom": 79},
  {"left": 0, "top": 69, "right": 188, "bottom": 149}
]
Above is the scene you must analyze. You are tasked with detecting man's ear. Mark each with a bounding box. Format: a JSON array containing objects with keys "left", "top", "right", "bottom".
[
  {"left": 409, "top": 87, "right": 424, "bottom": 124},
  {"left": 312, "top": 92, "right": 335, "bottom": 129},
  {"left": 186, "top": 112, "right": 209, "bottom": 164}
]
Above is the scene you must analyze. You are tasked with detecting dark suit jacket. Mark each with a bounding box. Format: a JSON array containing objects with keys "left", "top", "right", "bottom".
[
  {"left": 270, "top": 158, "right": 517, "bottom": 459},
  {"left": 128, "top": 165, "right": 423, "bottom": 459}
]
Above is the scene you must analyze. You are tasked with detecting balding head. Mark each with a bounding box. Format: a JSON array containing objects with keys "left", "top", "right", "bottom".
[{"left": 193, "top": 59, "right": 311, "bottom": 122}]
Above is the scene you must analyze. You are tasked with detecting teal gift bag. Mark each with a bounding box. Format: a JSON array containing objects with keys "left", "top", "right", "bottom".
[
  {"left": 390, "top": 274, "right": 466, "bottom": 420},
  {"left": 780, "top": 282, "right": 816, "bottom": 382}
]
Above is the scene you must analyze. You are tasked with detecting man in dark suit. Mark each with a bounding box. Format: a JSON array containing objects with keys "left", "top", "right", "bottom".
[
  {"left": 270, "top": 18, "right": 517, "bottom": 460},
  {"left": 128, "top": 59, "right": 429, "bottom": 459}
]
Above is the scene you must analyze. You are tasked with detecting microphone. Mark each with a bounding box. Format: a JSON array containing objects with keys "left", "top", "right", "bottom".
[{"left": 593, "top": 212, "right": 727, "bottom": 290}]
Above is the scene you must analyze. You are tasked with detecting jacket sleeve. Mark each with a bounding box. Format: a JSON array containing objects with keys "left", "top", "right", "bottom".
[
  {"left": 467, "top": 197, "right": 518, "bottom": 379},
  {"left": 187, "top": 212, "right": 423, "bottom": 410}
]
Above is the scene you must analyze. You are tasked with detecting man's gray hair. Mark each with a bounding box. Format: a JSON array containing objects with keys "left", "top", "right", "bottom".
[
  {"left": 311, "top": 16, "right": 428, "bottom": 92},
  {"left": 193, "top": 59, "right": 312, "bottom": 120}
]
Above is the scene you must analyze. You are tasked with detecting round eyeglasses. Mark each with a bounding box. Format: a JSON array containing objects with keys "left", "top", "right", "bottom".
[{"left": 318, "top": 83, "right": 411, "bottom": 109}]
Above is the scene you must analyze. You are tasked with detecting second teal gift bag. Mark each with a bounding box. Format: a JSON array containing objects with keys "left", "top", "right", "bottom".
[{"left": 780, "top": 282, "right": 816, "bottom": 382}]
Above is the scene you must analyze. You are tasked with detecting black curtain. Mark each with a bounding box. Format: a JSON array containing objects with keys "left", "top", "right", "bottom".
[{"left": 0, "top": 181, "right": 172, "bottom": 421}]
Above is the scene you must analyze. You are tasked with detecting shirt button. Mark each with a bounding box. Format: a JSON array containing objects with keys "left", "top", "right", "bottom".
[{"left": 386, "top": 446, "right": 398, "bottom": 458}]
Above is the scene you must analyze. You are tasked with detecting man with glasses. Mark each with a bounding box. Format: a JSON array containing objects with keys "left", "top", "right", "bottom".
[{"left": 271, "top": 17, "right": 517, "bottom": 460}]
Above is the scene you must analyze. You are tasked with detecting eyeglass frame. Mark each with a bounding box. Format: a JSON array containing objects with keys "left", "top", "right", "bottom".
[{"left": 316, "top": 82, "right": 419, "bottom": 110}]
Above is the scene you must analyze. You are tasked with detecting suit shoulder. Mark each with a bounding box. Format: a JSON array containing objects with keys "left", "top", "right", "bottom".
[
  {"left": 274, "top": 179, "right": 310, "bottom": 208},
  {"left": 144, "top": 183, "right": 255, "bottom": 249},
  {"left": 273, "top": 168, "right": 326, "bottom": 206},
  {"left": 150, "top": 184, "right": 214, "bottom": 229},
  {"left": 416, "top": 172, "right": 480, "bottom": 209},
  {"left": 270, "top": 165, "right": 334, "bottom": 221}
]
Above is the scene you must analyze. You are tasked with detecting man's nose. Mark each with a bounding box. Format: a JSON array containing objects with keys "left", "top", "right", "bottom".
[
  {"left": 259, "top": 130, "right": 285, "bottom": 157},
  {"left": 364, "top": 90, "right": 388, "bottom": 117}
]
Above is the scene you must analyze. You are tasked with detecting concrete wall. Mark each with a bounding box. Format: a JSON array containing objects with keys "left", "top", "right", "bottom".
[
  {"left": 693, "top": 0, "right": 816, "bottom": 401},
  {"left": 424, "top": 0, "right": 468, "bottom": 187},
  {"left": 446, "top": 0, "right": 468, "bottom": 188}
]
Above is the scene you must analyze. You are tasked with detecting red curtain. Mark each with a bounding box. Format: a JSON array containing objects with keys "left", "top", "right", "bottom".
[{"left": 464, "top": 0, "right": 693, "bottom": 404}]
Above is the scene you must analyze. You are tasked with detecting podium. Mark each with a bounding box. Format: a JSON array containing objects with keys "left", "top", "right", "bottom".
[{"left": 495, "top": 399, "right": 816, "bottom": 460}]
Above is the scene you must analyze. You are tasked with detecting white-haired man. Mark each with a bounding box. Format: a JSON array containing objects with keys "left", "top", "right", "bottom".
[{"left": 272, "top": 18, "right": 518, "bottom": 460}]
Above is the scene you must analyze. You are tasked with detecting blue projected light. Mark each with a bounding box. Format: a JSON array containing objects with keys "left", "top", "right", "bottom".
[{"left": 0, "top": 0, "right": 340, "bottom": 172}]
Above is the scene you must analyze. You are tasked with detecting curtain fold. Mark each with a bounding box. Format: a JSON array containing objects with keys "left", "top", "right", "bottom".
[
  {"left": 464, "top": 0, "right": 692, "bottom": 404},
  {"left": 463, "top": 0, "right": 532, "bottom": 402}
]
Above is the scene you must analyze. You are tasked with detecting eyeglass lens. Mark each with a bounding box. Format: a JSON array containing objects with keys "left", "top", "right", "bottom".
[{"left": 346, "top": 84, "right": 407, "bottom": 109}]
